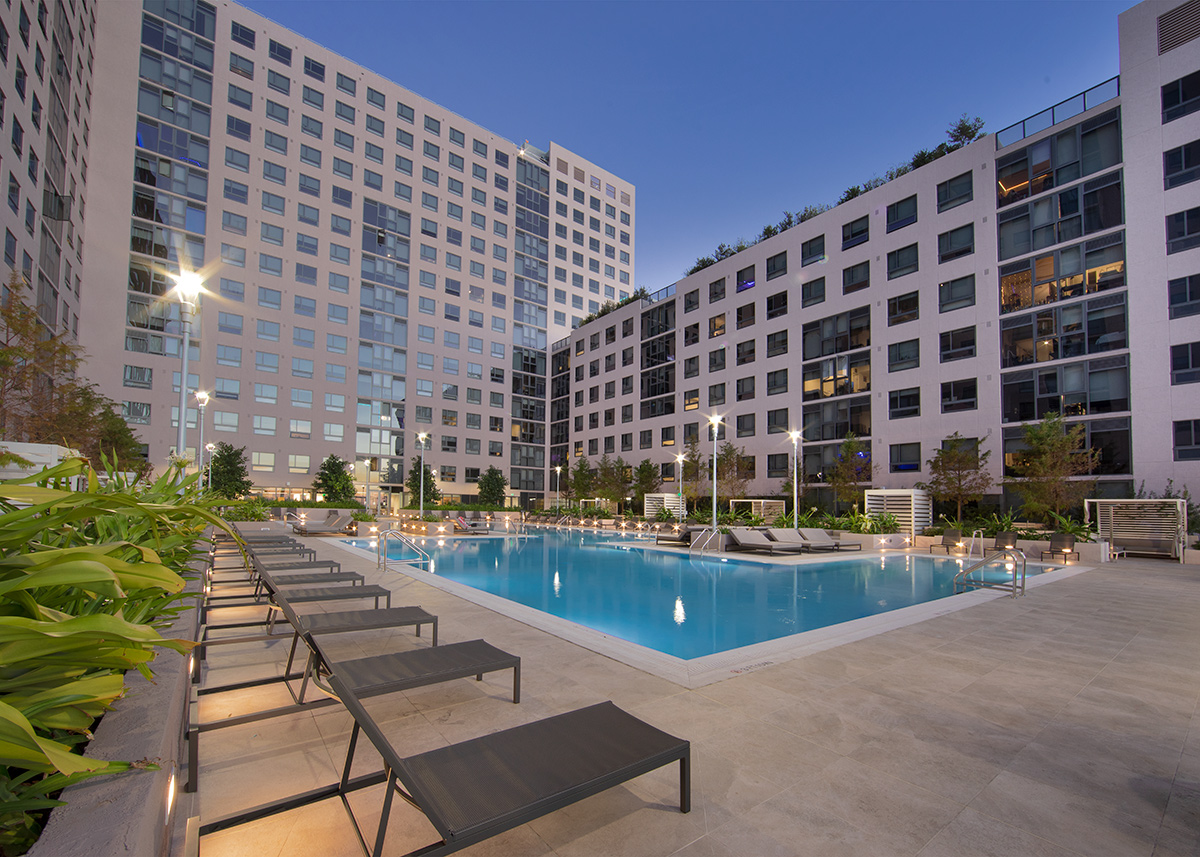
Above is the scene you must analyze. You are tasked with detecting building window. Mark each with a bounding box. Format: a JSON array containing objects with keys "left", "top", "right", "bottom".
[
  {"left": 736, "top": 303, "right": 755, "bottom": 330},
  {"left": 842, "top": 215, "right": 868, "bottom": 250},
  {"left": 886, "top": 195, "right": 918, "bottom": 232},
  {"left": 888, "top": 339, "right": 920, "bottom": 372},
  {"left": 1171, "top": 341, "right": 1200, "bottom": 384},
  {"left": 1170, "top": 273, "right": 1200, "bottom": 319},
  {"left": 941, "top": 378, "right": 977, "bottom": 412},
  {"left": 937, "top": 171, "right": 973, "bottom": 213},
  {"left": 889, "top": 387, "right": 920, "bottom": 419},
  {"left": 709, "top": 348, "right": 726, "bottom": 372},
  {"left": 736, "top": 376, "right": 755, "bottom": 401},
  {"left": 767, "top": 368, "right": 788, "bottom": 395},
  {"left": 1175, "top": 419, "right": 1200, "bottom": 460},
  {"left": 802, "top": 277, "right": 825, "bottom": 307},
  {"left": 1167, "top": 206, "right": 1200, "bottom": 254},
  {"left": 736, "top": 265, "right": 756, "bottom": 291},
  {"left": 842, "top": 261, "right": 869, "bottom": 294},
  {"left": 766, "top": 330, "right": 788, "bottom": 357},
  {"left": 709, "top": 314, "right": 725, "bottom": 338},
  {"left": 1164, "top": 140, "right": 1200, "bottom": 189},
  {"left": 887, "top": 292, "right": 919, "bottom": 325},
  {"left": 940, "top": 327, "right": 976, "bottom": 362},
  {"left": 939, "top": 274, "right": 975, "bottom": 313},
  {"left": 1163, "top": 71, "right": 1200, "bottom": 123},
  {"left": 709, "top": 277, "right": 725, "bottom": 302},
  {"left": 801, "top": 235, "right": 825, "bottom": 266},
  {"left": 887, "top": 243, "right": 919, "bottom": 279},
  {"left": 736, "top": 340, "right": 755, "bottom": 365},
  {"left": 736, "top": 414, "right": 755, "bottom": 437},
  {"left": 766, "top": 251, "right": 787, "bottom": 280},
  {"left": 938, "top": 223, "right": 975, "bottom": 263},
  {"left": 889, "top": 443, "right": 920, "bottom": 473}
]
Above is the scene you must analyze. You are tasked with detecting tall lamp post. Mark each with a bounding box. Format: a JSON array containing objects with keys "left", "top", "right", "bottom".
[
  {"left": 789, "top": 430, "right": 802, "bottom": 529},
  {"left": 194, "top": 390, "right": 209, "bottom": 485},
  {"left": 709, "top": 414, "right": 722, "bottom": 536},
  {"left": 675, "top": 452, "right": 686, "bottom": 526},
  {"left": 172, "top": 272, "right": 202, "bottom": 461},
  {"left": 416, "top": 432, "right": 429, "bottom": 522},
  {"left": 554, "top": 465, "right": 561, "bottom": 512},
  {"left": 205, "top": 443, "right": 215, "bottom": 491},
  {"left": 362, "top": 457, "right": 373, "bottom": 517}
]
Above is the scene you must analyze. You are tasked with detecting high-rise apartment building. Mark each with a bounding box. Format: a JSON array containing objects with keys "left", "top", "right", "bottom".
[
  {"left": 3, "top": 0, "right": 1197, "bottom": 513},
  {"left": 553, "top": 0, "right": 1200, "bottom": 508},
  {"left": 40, "top": 0, "right": 635, "bottom": 504}
]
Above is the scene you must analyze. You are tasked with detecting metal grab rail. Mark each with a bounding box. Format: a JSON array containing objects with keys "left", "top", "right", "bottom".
[
  {"left": 378, "top": 529, "right": 431, "bottom": 571},
  {"left": 689, "top": 527, "right": 718, "bottom": 553},
  {"left": 963, "top": 529, "right": 986, "bottom": 562},
  {"left": 954, "top": 548, "right": 1027, "bottom": 598}
]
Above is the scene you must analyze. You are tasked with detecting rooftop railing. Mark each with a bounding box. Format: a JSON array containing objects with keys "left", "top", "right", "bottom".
[{"left": 996, "top": 76, "right": 1119, "bottom": 150}]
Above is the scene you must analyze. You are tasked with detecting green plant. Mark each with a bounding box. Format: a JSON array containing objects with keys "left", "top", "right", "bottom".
[
  {"left": 1005, "top": 412, "right": 1099, "bottom": 523},
  {"left": 206, "top": 442, "right": 253, "bottom": 499},
  {"left": 0, "top": 457, "right": 228, "bottom": 851},
  {"left": 1045, "top": 511, "right": 1094, "bottom": 542},
  {"left": 476, "top": 466, "right": 507, "bottom": 506},
  {"left": 655, "top": 506, "right": 678, "bottom": 523},
  {"left": 220, "top": 497, "right": 269, "bottom": 522},
  {"left": 350, "top": 510, "right": 376, "bottom": 523},
  {"left": 311, "top": 454, "right": 355, "bottom": 504}
]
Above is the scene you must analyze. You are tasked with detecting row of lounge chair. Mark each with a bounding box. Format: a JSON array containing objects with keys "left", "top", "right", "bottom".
[
  {"left": 191, "top": 527, "right": 691, "bottom": 856},
  {"left": 930, "top": 529, "right": 1080, "bottom": 561},
  {"left": 290, "top": 509, "right": 354, "bottom": 535},
  {"left": 729, "top": 527, "right": 863, "bottom": 554}
]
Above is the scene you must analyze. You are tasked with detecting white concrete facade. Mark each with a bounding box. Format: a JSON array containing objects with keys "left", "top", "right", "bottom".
[{"left": 556, "top": 0, "right": 1200, "bottom": 509}]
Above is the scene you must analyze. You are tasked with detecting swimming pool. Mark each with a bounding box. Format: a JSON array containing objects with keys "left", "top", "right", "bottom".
[{"left": 343, "top": 530, "right": 1047, "bottom": 660}]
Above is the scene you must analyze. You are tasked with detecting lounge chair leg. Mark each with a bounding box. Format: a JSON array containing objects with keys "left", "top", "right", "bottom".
[
  {"left": 341, "top": 722, "right": 361, "bottom": 790},
  {"left": 370, "top": 770, "right": 397, "bottom": 857},
  {"left": 680, "top": 751, "right": 691, "bottom": 813},
  {"left": 513, "top": 662, "right": 520, "bottom": 704},
  {"left": 432, "top": 619, "right": 438, "bottom": 646}
]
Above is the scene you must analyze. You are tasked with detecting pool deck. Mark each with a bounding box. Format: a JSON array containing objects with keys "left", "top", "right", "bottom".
[{"left": 188, "top": 526, "right": 1200, "bottom": 857}]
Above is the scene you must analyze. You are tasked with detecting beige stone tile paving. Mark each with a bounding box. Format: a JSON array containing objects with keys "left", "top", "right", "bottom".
[{"left": 180, "top": 534, "right": 1200, "bottom": 857}]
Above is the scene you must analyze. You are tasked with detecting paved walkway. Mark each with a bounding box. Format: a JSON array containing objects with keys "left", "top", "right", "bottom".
[{"left": 191, "top": 530, "right": 1200, "bottom": 857}]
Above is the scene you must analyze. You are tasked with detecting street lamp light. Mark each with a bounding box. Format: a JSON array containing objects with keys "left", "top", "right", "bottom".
[
  {"left": 416, "top": 432, "right": 429, "bottom": 522},
  {"left": 709, "top": 414, "right": 722, "bottom": 536},
  {"left": 675, "top": 453, "right": 686, "bottom": 526},
  {"left": 789, "top": 429, "right": 802, "bottom": 529},
  {"left": 194, "top": 390, "right": 209, "bottom": 486},
  {"left": 554, "top": 465, "right": 561, "bottom": 513},
  {"left": 172, "top": 272, "right": 202, "bottom": 462}
]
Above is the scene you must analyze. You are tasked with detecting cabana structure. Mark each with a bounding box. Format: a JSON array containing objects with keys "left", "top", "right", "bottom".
[{"left": 1084, "top": 499, "right": 1188, "bottom": 562}]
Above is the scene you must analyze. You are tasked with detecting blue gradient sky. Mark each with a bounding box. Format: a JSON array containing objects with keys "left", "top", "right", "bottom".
[{"left": 240, "top": 0, "right": 1133, "bottom": 292}]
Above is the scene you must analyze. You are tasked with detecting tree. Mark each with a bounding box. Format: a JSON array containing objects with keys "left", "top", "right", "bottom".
[
  {"left": 1006, "top": 412, "right": 1098, "bottom": 522},
  {"left": 477, "top": 465, "right": 507, "bottom": 506},
  {"left": 827, "top": 434, "right": 875, "bottom": 513},
  {"left": 632, "top": 458, "right": 661, "bottom": 511},
  {"left": 680, "top": 437, "right": 704, "bottom": 507},
  {"left": 715, "top": 441, "right": 751, "bottom": 510},
  {"left": 570, "top": 456, "right": 594, "bottom": 502},
  {"left": 594, "top": 454, "right": 630, "bottom": 508},
  {"left": 947, "top": 113, "right": 986, "bottom": 148},
  {"left": 918, "top": 433, "right": 994, "bottom": 521},
  {"left": 405, "top": 455, "right": 441, "bottom": 507},
  {"left": 312, "top": 454, "right": 355, "bottom": 504},
  {"left": 207, "top": 442, "right": 253, "bottom": 499}
]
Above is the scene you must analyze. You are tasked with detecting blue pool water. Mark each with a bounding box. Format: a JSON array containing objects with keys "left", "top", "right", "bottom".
[{"left": 343, "top": 530, "right": 1042, "bottom": 660}]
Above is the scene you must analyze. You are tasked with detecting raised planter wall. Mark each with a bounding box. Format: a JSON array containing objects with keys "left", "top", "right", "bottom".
[{"left": 28, "top": 586, "right": 197, "bottom": 857}]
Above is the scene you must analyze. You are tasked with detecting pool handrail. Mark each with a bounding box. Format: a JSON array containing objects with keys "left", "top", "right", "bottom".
[
  {"left": 379, "top": 529, "right": 431, "bottom": 571},
  {"left": 954, "top": 547, "right": 1027, "bottom": 598}
]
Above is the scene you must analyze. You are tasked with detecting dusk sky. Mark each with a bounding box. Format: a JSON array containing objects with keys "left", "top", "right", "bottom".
[{"left": 239, "top": 0, "right": 1133, "bottom": 293}]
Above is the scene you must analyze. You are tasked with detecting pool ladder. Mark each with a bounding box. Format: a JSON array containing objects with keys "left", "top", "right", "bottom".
[
  {"left": 689, "top": 527, "right": 720, "bottom": 553},
  {"left": 954, "top": 548, "right": 1028, "bottom": 598},
  {"left": 378, "top": 529, "right": 431, "bottom": 572}
]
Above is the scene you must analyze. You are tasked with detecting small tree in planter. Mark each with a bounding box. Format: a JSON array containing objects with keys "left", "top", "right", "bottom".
[
  {"left": 1005, "top": 412, "right": 1098, "bottom": 523},
  {"left": 206, "top": 442, "right": 253, "bottom": 499},
  {"left": 827, "top": 433, "right": 874, "bottom": 515},
  {"left": 477, "top": 466, "right": 508, "bottom": 506},
  {"left": 919, "top": 432, "right": 994, "bottom": 521},
  {"left": 312, "top": 454, "right": 355, "bottom": 504},
  {"left": 404, "top": 456, "right": 441, "bottom": 508}
]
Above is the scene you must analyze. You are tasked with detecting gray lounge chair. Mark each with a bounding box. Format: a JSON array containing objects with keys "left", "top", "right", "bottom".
[
  {"left": 1041, "top": 533, "right": 1079, "bottom": 562},
  {"left": 798, "top": 528, "right": 862, "bottom": 551},
  {"left": 199, "top": 683, "right": 690, "bottom": 857},
  {"left": 991, "top": 531, "right": 1019, "bottom": 552},
  {"left": 293, "top": 512, "right": 353, "bottom": 535},
  {"left": 728, "top": 528, "right": 804, "bottom": 555},
  {"left": 929, "top": 528, "right": 963, "bottom": 554}
]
